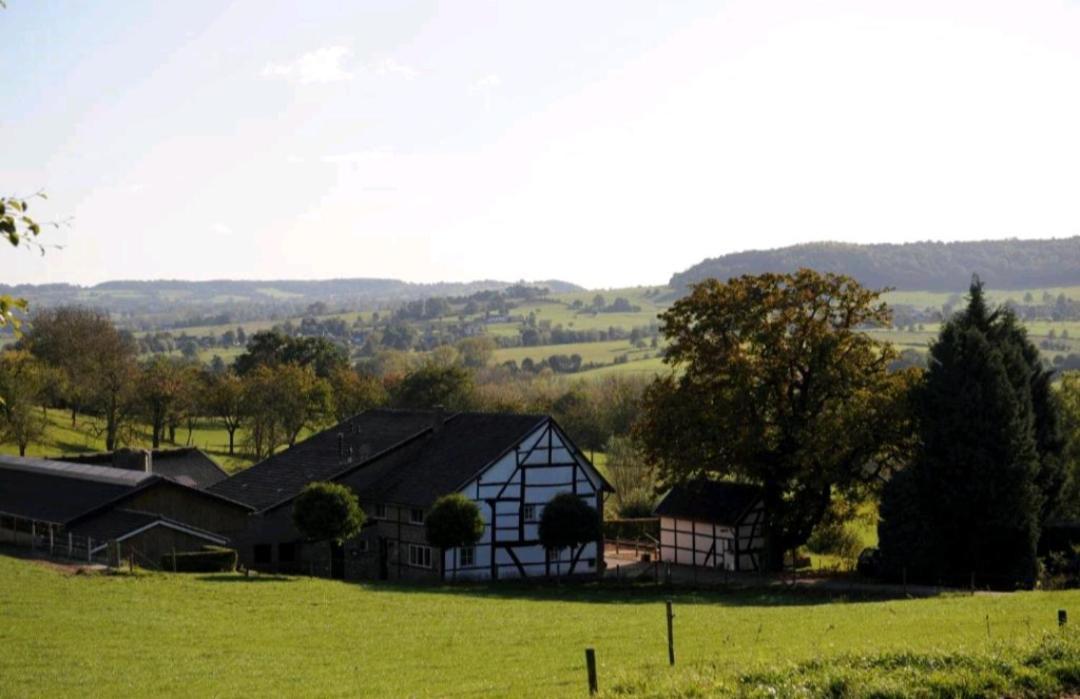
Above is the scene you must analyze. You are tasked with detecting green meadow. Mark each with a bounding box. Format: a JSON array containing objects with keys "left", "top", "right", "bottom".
[{"left": 0, "top": 554, "right": 1077, "bottom": 698}]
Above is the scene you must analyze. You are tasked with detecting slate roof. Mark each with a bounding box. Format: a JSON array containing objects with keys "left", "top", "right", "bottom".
[
  {"left": 54, "top": 447, "right": 229, "bottom": 489},
  {"left": 653, "top": 479, "right": 763, "bottom": 526},
  {"left": 0, "top": 456, "right": 146, "bottom": 523},
  {"left": 332, "top": 412, "right": 549, "bottom": 510},
  {"left": 209, "top": 409, "right": 445, "bottom": 510}
]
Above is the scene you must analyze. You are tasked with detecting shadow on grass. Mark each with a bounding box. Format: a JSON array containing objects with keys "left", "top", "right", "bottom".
[
  {"left": 343, "top": 577, "right": 926, "bottom": 607},
  {"left": 196, "top": 573, "right": 297, "bottom": 583}
]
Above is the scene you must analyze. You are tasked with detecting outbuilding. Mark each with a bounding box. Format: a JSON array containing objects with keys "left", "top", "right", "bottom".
[{"left": 654, "top": 479, "right": 766, "bottom": 572}]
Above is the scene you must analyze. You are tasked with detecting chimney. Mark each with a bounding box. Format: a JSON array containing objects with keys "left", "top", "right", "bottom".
[
  {"left": 112, "top": 448, "right": 151, "bottom": 473},
  {"left": 431, "top": 405, "right": 446, "bottom": 433}
]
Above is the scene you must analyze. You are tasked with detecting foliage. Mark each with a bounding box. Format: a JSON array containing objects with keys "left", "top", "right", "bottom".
[
  {"left": 603, "top": 435, "right": 655, "bottom": 518},
  {"left": 292, "top": 481, "right": 365, "bottom": 544},
  {"left": 327, "top": 366, "right": 389, "bottom": 421},
  {"left": 456, "top": 336, "right": 496, "bottom": 368},
  {"left": 637, "top": 270, "right": 914, "bottom": 570},
  {"left": 0, "top": 350, "right": 50, "bottom": 455},
  {"left": 392, "top": 364, "right": 475, "bottom": 411},
  {"left": 424, "top": 494, "right": 485, "bottom": 552},
  {"left": 538, "top": 492, "right": 601, "bottom": 552},
  {"left": 137, "top": 356, "right": 199, "bottom": 448},
  {"left": 234, "top": 330, "right": 348, "bottom": 379},
  {"left": 242, "top": 363, "right": 331, "bottom": 458},
  {"left": 1056, "top": 371, "right": 1080, "bottom": 521},
  {"left": 878, "top": 279, "right": 1047, "bottom": 588},
  {"left": 202, "top": 371, "right": 245, "bottom": 455},
  {"left": 0, "top": 193, "right": 51, "bottom": 335},
  {"left": 805, "top": 501, "right": 865, "bottom": 566},
  {"left": 160, "top": 546, "right": 238, "bottom": 573}
]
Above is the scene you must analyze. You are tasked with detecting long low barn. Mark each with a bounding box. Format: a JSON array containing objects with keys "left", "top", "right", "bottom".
[
  {"left": 654, "top": 479, "right": 765, "bottom": 572},
  {"left": 211, "top": 408, "right": 613, "bottom": 582},
  {"left": 0, "top": 455, "right": 252, "bottom": 565}
]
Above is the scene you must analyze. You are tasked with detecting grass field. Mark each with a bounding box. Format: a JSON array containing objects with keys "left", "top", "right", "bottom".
[
  {"left": 0, "top": 408, "right": 261, "bottom": 472},
  {"left": 0, "top": 554, "right": 1077, "bottom": 698}
]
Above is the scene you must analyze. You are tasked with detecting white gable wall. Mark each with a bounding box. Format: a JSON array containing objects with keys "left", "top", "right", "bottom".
[{"left": 445, "top": 420, "right": 605, "bottom": 580}]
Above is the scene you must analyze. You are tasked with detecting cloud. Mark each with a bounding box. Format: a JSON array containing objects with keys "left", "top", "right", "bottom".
[
  {"left": 371, "top": 57, "right": 418, "bottom": 80},
  {"left": 319, "top": 149, "right": 393, "bottom": 166},
  {"left": 211, "top": 222, "right": 233, "bottom": 235},
  {"left": 469, "top": 74, "right": 502, "bottom": 95},
  {"left": 262, "top": 46, "right": 353, "bottom": 84}
]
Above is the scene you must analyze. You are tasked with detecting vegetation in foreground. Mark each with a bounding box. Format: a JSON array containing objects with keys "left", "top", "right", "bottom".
[{"left": 1, "top": 554, "right": 1079, "bottom": 698}]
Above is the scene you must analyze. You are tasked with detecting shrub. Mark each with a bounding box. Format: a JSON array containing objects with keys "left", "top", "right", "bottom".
[
  {"left": 539, "top": 492, "right": 601, "bottom": 552},
  {"left": 161, "top": 545, "right": 237, "bottom": 573},
  {"left": 425, "top": 494, "right": 485, "bottom": 578},
  {"left": 293, "top": 481, "right": 365, "bottom": 544}
]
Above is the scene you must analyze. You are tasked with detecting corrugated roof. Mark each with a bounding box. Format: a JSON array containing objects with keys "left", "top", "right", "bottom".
[
  {"left": 54, "top": 448, "right": 229, "bottom": 489},
  {"left": 0, "top": 461, "right": 137, "bottom": 523},
  {"left": 0, "top": 455, "right": 152, "bottom": 487},
  {"left": 653, "top": 479, "right": 763, "bottom": 526}
]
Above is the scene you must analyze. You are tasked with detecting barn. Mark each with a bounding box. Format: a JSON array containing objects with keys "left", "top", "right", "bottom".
[
  {"left": 213, "top": 409, "right": 613, "bottom": 581},
  {"left": 654, "top": 479, "right": 766, "bottom": 572},
  {"left": 53, "top": 447, "right": 229, "bottom": 489},
  {"left": 0, "top": 455, "right": 253, "bottom": 566}
]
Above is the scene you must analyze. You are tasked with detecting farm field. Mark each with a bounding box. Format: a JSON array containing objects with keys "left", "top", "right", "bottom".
[
  {"left": 0, "top": 408, "right": 266, "bottom": 472},
  {"left": 0, "top": 554, "right": 1077, "bottom": 698}
]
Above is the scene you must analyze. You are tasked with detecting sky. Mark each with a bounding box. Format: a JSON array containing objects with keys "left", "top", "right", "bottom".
[{"left": 3, "top": 0, "right": 1080, "bottom": 290}]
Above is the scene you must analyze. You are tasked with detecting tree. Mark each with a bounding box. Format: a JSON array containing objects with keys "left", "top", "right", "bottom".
[
  {"left": 292, "top": 482, "right": 366, "bottom": 573},
  {"left": 204, "top": 371, "right": 244, "bottom": 455},
  {"left": 878, "top": 279, "right": 1043, "bottom": 588},
  {"left": 393, "top": 364, "right": 474, "bottom": 411},
  {"left": 424, "top": 494, "right": 485, "bottom": 581},
  {"left": 328, "top": 367, "right": 388, "bottom": 422},
  {"left": 137, "top": 356, "right": 191, "bottom": 448},
  {"left": 635, "top": 270, "right": 912, "bottom": 571},
  {"left": 457, "top": 337, "right": 495, "bottom": 369},
  {"left": 242, "top": 364, "right": 331, "bottom": 458},
  {"left": 234, "top": 330, "right": 347, "bottom": 379},
  {"left": 539, "top": 493, "right": 601, "bottom": 578},
  {"left": 0, "top": 351, "right": 49, "bottom": 455},
  {"left": 604, "top": 436, "right": 655, "bottom": 518},
  {"left": 1055, "top": 372, "right": 1080, "bottom": 521},
  {"left": 1, "top": 193, "right": 51, "bottom": 336}
]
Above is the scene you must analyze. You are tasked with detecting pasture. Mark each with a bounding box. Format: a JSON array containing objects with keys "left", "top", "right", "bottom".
[{"left": 0, "top": 554, "right": 1077, "bottom": 698}]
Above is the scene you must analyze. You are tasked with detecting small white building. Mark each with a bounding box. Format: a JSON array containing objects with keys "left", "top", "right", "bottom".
[{"left": 654, "top": 479, "right": 765, "bottom": 572}]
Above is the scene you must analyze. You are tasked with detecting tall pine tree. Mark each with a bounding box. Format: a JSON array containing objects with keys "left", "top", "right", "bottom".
[{"left": 879, "top": 278, "right": 1046, "bottom": 588}]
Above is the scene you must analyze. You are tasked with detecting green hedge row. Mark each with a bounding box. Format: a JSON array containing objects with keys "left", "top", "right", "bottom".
[{"left": 161, "top": 545, "right": 237, "bottom": 573}]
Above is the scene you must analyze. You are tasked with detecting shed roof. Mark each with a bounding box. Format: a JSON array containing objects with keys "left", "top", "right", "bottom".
[
  {"left": 54, "top": 448, "right": 229, "bottom": 489},
  {"left": 653, "top": 479, "right": 763, "bottom": 526},
  {"left": 0, "top": 457, "right": 141, "bottom": 523}
]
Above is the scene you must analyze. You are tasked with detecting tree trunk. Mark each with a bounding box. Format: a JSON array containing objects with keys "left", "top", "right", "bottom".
[{"left": 71, "top": 407, "right": 77, "bottom": 428}]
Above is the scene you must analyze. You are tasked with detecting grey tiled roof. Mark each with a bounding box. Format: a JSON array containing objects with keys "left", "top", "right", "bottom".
[
  {"left": 653, "top": 479, "right": 763, "bottom": 525},
  {"left": 53, "top": 447, "right": 229, "bottom": 489}
]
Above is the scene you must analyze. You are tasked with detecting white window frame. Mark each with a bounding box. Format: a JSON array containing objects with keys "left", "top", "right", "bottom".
[
  {"left": 408, "top": 543, "right": 433, "bottom": 569},
  {"left": 522, "top": 504, "right": 537, "bottom": 522},
  {"left": 459, "top": 545, "right": 475, "bottom": 567}
]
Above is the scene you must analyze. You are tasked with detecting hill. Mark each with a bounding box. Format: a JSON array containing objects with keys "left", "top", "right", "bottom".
[
  {"left": 0, "top": 277, "right": 583, "bottom": 330},
  {"left": 670, "top": 237, "right": 1080, "bottom": 292}
]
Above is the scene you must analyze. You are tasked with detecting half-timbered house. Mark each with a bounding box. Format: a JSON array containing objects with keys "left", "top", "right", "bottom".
[
  {"left": 654, "top": 479, "right": 765, "bottom": 572},
  {"left": 211, "top": 409, "right": 613, "bottom": 581}
]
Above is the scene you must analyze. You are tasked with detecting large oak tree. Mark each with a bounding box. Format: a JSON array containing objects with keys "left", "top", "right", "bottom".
[{"left": 636, "top": 269, "right": 914, "bottom": 571}]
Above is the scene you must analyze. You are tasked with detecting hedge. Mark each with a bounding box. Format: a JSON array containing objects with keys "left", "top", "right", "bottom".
[{"left": 161, "top": 545, "right": 238, "bottom": 573}]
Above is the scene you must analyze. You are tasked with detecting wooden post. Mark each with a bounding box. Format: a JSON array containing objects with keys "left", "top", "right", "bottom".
[
  {"left": 49, "top": 527, "right": 54, "bottom": 554},
  {"left": 172, "top": 547, "right": 177, "bottom": 573},
  {"left": 1059, "top": 609, "right": 1068, "bottom": 628},
  {"left": 584, "top": 648, "right": 597, "bottom": 695},
  {"left": 666, "top": 599, "right": 675, "bottom": 666}
]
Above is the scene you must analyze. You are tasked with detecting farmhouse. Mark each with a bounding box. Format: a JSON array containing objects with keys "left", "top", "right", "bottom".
[
  {"left": 654, "top": 479, "right": 765, "bottom": 572},
  {"left": 212, "top": 408, "right": 612, "bottom": 581},
  {"left": 0, "top": 455, "right": 253, "bottom": 565}
]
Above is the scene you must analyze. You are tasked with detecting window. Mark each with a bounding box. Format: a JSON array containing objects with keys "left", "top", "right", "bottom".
[
  {"left": 410, "top": 508, "right": 425, "bottom": 524},
  {"left": 373, "top": 503, "right": 386, "bottom": 519},
  {"left": 460, "top": 546, "right": 475, "bottom": 567},
  {"left": 522, "top": 504, "right": 537, "bottom": 522},
  {"left": 277, "top": 542, "right": 297, "bottom": 563},
  {"left": 408, "top": 544, "right": 433, "bottom": 568},
  {"left": 253, "top": 544, "right": 272, "bottom": 564}
]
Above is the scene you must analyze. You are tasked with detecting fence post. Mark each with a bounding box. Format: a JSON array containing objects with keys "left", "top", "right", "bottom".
[
  {"left": 30, "top": 521, "right": 35, "bottom": 551},
  {"left": 584, "top": 648, "right": 598, "bottom": 695},
  {"left": 666, "top": 599, "right": 675, "bottom": 666},
  {"left": 68, "top": 532, "right": 73, "bottom": 557},
  {"left": 49, "top": 527, "right": 54, "bottom": 554},
  {"left": 87, "top": 537, "right": 93, "bottom": 563},
  {"left": 1059, "top": 609, "right": 1068, "bottom": 628}
]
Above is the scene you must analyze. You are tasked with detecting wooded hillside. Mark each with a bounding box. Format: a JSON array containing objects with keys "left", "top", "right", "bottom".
[{"left": 670, "top": 238, "right": 1080, "bottom": 292}]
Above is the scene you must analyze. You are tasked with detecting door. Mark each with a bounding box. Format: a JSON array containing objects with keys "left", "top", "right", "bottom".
[
  {"left": 330, "top": 541, "right": 345, "bottom": 580},
  {"left": 377, "top": 538, "right": 390, "bottom": 580}
]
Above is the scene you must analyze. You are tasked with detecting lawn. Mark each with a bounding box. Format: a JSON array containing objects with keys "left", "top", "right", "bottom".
[
  {"left": 0, "top": 554, "right": 1077, "bottom": 698},
  {"left": 0, "top": 408, "right": 260, "bottom": 472}
]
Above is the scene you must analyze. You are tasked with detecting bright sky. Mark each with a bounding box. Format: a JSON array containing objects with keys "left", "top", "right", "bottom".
[{"left": 3, "top": 0, "right": 1080, "bottom": 289}]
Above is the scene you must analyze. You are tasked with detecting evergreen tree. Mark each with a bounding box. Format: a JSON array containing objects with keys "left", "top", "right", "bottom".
[{"left": 879, "top": 278, "right": 1043, "bottom": 588}]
